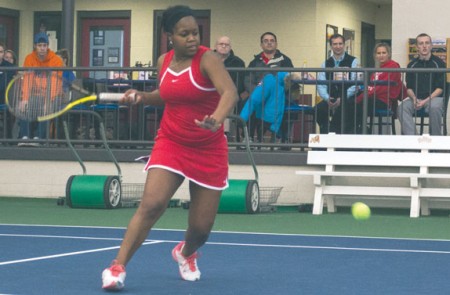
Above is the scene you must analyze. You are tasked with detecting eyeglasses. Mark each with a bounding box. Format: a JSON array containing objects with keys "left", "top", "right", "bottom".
[
  {"left": 218, "top": 43, "right": 230, "bottom": 47},
  {"left": 262, "top": 39, "right": 276, "bottom": 44}
]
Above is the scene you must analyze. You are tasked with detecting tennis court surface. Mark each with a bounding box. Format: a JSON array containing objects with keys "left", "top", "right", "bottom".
[{"left": 1, "top": 197, "right": 450, "bottom": 294}]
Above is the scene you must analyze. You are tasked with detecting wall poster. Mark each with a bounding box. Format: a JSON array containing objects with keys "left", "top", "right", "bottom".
[
  {"left": 92, "top": 49, "right": 104, "bottom": 66},
  {"left": 108, "top": 47, "right": 120, "bottom": 63},
  {"left": 343, "top": 28, "right": 355, "bottom": 55}
]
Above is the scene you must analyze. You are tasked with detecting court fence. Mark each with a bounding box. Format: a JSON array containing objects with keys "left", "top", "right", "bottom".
[{"left": 0, "top": 66, "right": 449, "bottom": 153}]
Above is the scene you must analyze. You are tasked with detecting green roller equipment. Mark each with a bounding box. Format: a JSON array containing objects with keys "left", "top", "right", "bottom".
[
  {"left": 217, "top": 115, "right": 260, "bottom": 214},
  {"left": 63, "top": 110, "right": 122, "bottom": 209},
  {"left": 66, "top": 175, "right": 121, "bottom": 209}
]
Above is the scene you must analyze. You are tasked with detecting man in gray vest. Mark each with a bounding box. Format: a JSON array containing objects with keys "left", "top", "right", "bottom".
[{"left": 316, "top": 33, "right": 359, "bottom": 134}]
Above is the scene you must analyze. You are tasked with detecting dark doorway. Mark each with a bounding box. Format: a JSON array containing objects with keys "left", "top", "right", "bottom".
[
  {"left": 0, "top": 8, "right": 20, "bottom": 57},
  {"left": 34, "top": 11, "right": 62, "bottom": 52},
  {"left": 152, "top": 10, "right": 211, "bottom": 66},
  {"left": 361, "top": 22, "right": 376, "bottom": 67}
]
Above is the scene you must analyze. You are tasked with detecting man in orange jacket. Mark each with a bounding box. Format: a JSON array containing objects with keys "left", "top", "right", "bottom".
[{"left": 18, "top": 32, "right": 64, "bottom": 147}]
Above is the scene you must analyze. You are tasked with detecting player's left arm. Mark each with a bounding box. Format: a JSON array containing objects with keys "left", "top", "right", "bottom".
[{"left": 199, "top": 50, "right": 238, "bottom": 126}]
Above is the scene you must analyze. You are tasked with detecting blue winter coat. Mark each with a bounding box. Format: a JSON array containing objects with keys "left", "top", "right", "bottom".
[{"left": 240, "top": 72, "right": 288, "bottom": 134}]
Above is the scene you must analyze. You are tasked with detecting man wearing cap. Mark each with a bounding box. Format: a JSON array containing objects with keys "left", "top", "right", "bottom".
[
  {"left": 24, "top": 32, "right": 63, "bottom": 67},
  {"left": 18, "top": 32, "right": 63, "bottom": 146}
]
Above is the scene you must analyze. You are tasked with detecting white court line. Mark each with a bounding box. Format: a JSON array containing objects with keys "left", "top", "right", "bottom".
[
  {"left": 2, "top": 223, "right": 450, "bottom": 242},
  {"left": 0, "top": 240, "right": 163, "bottom": 266},
  {"left": 205, "top": 241, "right": 450, "bottom": 255},
  {"left": 2, "top": 232, "right": 450, "bottom": 267},
  {"left": 0, "top": 233, "right": 123, "bottom": 241}
]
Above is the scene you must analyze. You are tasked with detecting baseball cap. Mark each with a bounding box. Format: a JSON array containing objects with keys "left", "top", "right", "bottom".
[{"left": 34, "top": 32, "right": 49, "bottom": 44}]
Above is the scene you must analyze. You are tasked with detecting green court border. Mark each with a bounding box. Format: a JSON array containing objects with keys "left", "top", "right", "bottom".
[{"left": 1, "top": 197, "right": 449, "bottom": 240}]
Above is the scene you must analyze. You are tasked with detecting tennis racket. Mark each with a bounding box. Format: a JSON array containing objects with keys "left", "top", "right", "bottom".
[{"left": 6, "top": 71, "right": 131, "bottom": 122}]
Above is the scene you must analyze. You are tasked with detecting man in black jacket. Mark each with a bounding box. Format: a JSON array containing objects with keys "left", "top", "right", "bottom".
[
  {"left": 214, "top": 36, "right": 246, "bottom": 98},
  {"left": 398, "top": 33, "right": 446, "bottom": 135},
  {"left": 245, "top": 32, "right": 294, "bottom": 94},
  {"left": 0, "top": 42, "right": 14, "bottom": 139},
  {"left": 244, "top": 32, "right": 294, "bottom": 143},
  {"left": 214, "top": 36, "right": 246, "bottom": 140}
]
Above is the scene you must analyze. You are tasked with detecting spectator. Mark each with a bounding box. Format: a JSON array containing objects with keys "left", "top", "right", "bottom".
[
  {"left": 245, "top": 32, "right": 294, "bottom": 92},
  {"left": 397, "top": 33, "right": 446, "bottom": 135},
  {"left": 101, "top": 5, "right": 238, "bottom": 291},
  {"left": 244, "top": 32, "right": 294, "bottom": 142},
  {"left": 4, "top": 49, "right": 16, "bottom": 66},
  {"left": 0, "top": 43, "right": 14, "bottom": 105},
  {"left": 18, "top": 32, "right": 64, "bottom": 146},
  {"left": 214, "top": 35, "right": 245, "bottom": 140},
  {"left": 4, "top": 49, "right": 18, "bottom": 138},
  {"left": 56, "top": 48, "right": 76, "bottom": 88},
  {"left": 316, "top": 33, "right": 360, "bottom": 134},
  {"left": 355, "top": 42, "right": 406, "bottom": 133},
  {"left": 54, "top": 48, "right": 78, "bottom": 139},
  {"left": 214, "top": 36, "right": 245, "bottom": 95},
  {"left": 0, "top": 43, "right": 14, "bottom": 139}
]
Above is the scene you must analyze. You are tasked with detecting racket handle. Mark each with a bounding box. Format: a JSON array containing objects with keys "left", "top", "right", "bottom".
[{"left": 98, "top": 92, "right": 136, "bottom": 102}]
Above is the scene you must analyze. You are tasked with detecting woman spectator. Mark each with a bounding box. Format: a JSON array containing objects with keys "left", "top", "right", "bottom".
[
  {"left": 56, "top": 48, "right": 75, "bottom": 86},
  {"left": 4, "top": 49, "right": 17, "bottom": 65},
  {"left": 355, "top": 43, "right": 406, "bottom": 133}
]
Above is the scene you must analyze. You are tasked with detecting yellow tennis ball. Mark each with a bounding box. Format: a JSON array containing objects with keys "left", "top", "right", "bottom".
[{"left": 351, "top": 202, "right": 371, "bottom": 220}]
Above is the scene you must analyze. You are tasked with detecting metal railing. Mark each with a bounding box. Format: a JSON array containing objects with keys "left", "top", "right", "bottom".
[{"left": 0, "top": 66, "right": 449, "bottom": 151}]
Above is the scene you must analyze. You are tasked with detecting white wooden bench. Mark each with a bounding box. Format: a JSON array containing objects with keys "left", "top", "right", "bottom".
[{"left": 295, "top": 133, "right": 450, "bottom": 218}]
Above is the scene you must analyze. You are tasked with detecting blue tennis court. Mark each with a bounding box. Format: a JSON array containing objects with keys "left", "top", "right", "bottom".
[{"left": 1, "top": 224, "right": 449, "bottom": 294}]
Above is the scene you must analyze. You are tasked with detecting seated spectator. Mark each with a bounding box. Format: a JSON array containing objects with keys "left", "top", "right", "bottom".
[
  {"left": 56, "top": 48, "right": 76, "bottom": 91},
  {"left": 244, "top": 32, "right": 294, "bottom": 142},
  {"left": 0, "top": 43, "right": 14, "bottom": 139},
  {"left": 0, "top": 43, "right": 14, "bottom": 105},
  {"left": 355, "top": 42, "right": 406, "bottom": 133},
  {"left": 397, "top": 33, "right": 446, "bottom": 135},
  {"left": 54, "top": 49, "right": 78, "bottom": 139},
  {"left": 214, "top": 36, "right": 245, "bottom": 140},
  {"left": 316, "top": 33, "right": 359, "bottom": 134},
  {"left": 214, "top": 36, "right": 245, "bottom": 93},
  {"left": 4, "top": 49, "right": 17, "bottom": 66},
  {"left": 240, "top": 72, "right": 301, "bottom": 143}
]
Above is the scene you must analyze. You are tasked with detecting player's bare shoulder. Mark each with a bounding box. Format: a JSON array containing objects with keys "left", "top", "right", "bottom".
[{"left": 200, "top": 50, "right": 225, "bottom": 74}]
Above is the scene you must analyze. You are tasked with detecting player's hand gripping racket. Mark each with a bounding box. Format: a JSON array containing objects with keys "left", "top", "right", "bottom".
[{"left": 6, "top": 71, "right": 133, "bottom": 122}]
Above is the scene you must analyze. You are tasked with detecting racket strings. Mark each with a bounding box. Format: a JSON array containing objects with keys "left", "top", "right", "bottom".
[{"left": 10, "top": 72, "right": 67, "bottom": 121}]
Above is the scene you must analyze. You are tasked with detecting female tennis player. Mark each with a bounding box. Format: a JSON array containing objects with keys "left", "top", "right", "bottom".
[{"left": 101, "top": 5, "right": 238, "bottom": 290}]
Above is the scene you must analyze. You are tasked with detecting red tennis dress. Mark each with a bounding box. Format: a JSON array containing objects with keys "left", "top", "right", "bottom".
[{"left": 144, "top": 46, "right": 229, "bottom": 190}]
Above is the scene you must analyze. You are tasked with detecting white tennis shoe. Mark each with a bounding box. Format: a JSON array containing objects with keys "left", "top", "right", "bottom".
[
  {"left": 172, "top": 241, "right": 201, "bottom": 281},
  {"left": 102, "top": 260, "right": 126, "bottom": 290}
]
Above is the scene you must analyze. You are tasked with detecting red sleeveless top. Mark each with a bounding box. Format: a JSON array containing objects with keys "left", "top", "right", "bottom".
[{"left": 144, "top": 46, "right": 229, "bottom": 190}]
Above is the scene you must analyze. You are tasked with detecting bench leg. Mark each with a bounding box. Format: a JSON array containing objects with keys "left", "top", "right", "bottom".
[
  {"left": 312, "top": 185, "right": 324, "bottom": 215},
  {"left": 421, "top": 199, "right": 430, "bottom": 216},
  {"left": 325, "top": 196, "right": 336, "bottom": 213},
  {"left": 410, "top": 188, "right": 420, "bottom": 218}
]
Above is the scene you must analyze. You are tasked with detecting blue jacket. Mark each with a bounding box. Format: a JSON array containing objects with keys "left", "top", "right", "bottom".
[{"left": 240, "top": 72, "right": 288, "bottom": 133}]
